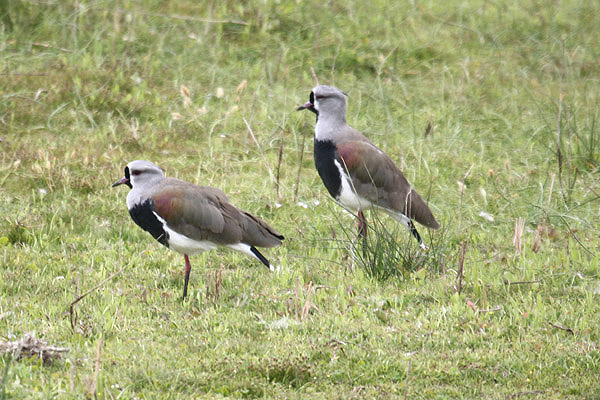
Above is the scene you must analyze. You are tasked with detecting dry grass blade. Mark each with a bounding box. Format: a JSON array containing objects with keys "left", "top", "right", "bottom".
[
  {"left": 129, "top": 117, "right": 139, "bottom": 141},
  {"left": 533, "top": 174, "right": 555, "bottom": 253},
  {"left": 513, "top": 217, "right": 524, "bottom": 255},
  {"left": 300, "top": 281, "right": 320, "bottom": 320},
  {"left": 180, "top": 85, "right": 192, "bottom": 108},
  {"left": 243, "top": 117, "right": 276, "bottom": 184},
  {"left": 206, "top": 266, "right": 223, "bottom": 304},
  {"left": 477, "top": 306, "right": 503, "bottom": 313},
  {"left": 404, "top": 359, "right": 411, "bottom": 400},
  {"left": 31, "top": 42, "right": 72, "bottom": 53},
  {"left": 84, "top": 337, "right": 103, "bottom": 399},
  {"left": 424, "top": 115, "right": 434, "bottom": 138},
  {"left": 441, "top": 255, "right": 447, "bottom": 295},
  {"left": 294, "top": 278, "right": 300, "bottom": 319},
  {"left": 293, "top": 125, "right": 307, "bottom": 202},
  {"left": 556, "top": 91, "right": 570, "bottom": 205},
  {"left": 276, "top": 135, "right": 284, "bottom": 200},
  {"left": 114, "top": 8, "right": 248, "bottom": 25},
  {"left": 454, "top": 241, "right": 467, "bottom": 294},
  {"left": 457, "top": 164, "right": 474, "bottom": 232},
  {"left": 505, "top": 390, "right": 544, "bottom": 399},
  {"left": 310, "top": 67, "right": 320, "bottom": 86}
]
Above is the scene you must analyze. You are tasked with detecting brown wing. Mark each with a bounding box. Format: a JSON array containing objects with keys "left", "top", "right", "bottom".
[
  {"left": 201, "top": 188, "right": 284, "bottom": 247},
  {"left": 337, "top": 141, "right": 440, "bottom": 229},
  {"left": 238, "top": 210, "right": 284, "bottom": 248},
  {"left": 153, "top": 179, "right": 283, "bottom": 246}
]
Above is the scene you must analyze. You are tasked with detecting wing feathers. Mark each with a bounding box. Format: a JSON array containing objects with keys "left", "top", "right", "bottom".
[
  {"left": 337, "top": 140, "right": 440, "bottom": 229},
  {"left": 151, "top": 179, "right": 284, "bottom": 246}
]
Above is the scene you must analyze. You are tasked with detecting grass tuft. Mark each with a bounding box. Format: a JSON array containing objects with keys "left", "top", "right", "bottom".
[
  {"left": 4, "top": 219, "right": 31, "bottom": 246},
  {"left": 339, "top": 209, "right": 447, "bottom": 282}
]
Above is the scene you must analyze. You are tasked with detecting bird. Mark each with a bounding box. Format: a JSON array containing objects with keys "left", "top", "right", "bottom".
[
  {"left": 297, "top": 85, "right": 439, "bottom": 248},
  {"left": 112, "top": 160, "right": 284, "bottom": 299}
]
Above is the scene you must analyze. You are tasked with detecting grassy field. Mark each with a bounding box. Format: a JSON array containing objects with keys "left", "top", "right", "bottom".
[{"left": 1, "top": 0, "right": 599, "bottom": 398}]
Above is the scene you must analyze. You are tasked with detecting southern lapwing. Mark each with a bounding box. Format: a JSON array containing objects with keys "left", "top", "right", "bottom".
[
  {"left": 297, "top": 85, "right": 439, "bottom": 248},
  {"left": 112, "top": 160, "right": 284, "bottom": 299}
]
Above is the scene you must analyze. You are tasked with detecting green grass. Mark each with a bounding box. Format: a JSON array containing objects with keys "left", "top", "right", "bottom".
[{"left": 1, "top": 0, "right": 599, "bottom": 398}]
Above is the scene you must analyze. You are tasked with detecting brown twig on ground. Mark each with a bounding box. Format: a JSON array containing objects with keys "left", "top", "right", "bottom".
[
  {"left": 504, "top": 279, "right": 541, "bottom": 286},
  {"left": 206, "top": 274, "right": 212, "bottom": 302},
  {"left": 0, "top": 333, "right": 69, "bottom": 364},
  {"left": 558, "top": 214, "right": 594, "bottom": 255},
  {"left": 424, "top": 115, "right": 434, "bottom": 138},
  {"left": 454, "top": 241, "right": 467, "bottom": 294},
  {"left": 69, "top": 264, "right": 127, "bottom": 331},
  {"left": 276, "top": 134, "right": 284, "bottom": 199},
  {"left": 547, "top": 321, "right": 574, "bottom": 335},
  {"left": 69, "top": 230, "right": 127, "bottom": 331},
  {"left": 205, "top": 266, "right": 223, "bottom": 304},
  {"left": 457, "top": 164, "right": 474, "bottom": 233},
  {"left": 215, "top": 265, "right": 223, "bottom": 302}
]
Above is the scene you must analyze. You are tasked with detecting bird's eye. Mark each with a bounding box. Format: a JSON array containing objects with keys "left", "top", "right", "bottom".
[
  {"left": 131, "top": 170, "right": 141, "bottom": 176},
  {"left": 315, "top": 95, "right": 325, "bottom": 101}
]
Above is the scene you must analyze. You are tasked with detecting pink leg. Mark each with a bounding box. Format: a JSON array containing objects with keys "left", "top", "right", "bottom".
[
  {"left": 183, "top": 254, "right": 192, "bottom": 299},
  {"left": 357, "top": 209, "right": 368, "bottom": 239}
]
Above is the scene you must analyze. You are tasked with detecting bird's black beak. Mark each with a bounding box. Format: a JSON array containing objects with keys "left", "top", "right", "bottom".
[
  {"left": 112, "top": 176, "right": 131, "bottom": 188},
  {"left": 296, "top": 101, "right": 313, "bottom": 111},
  {"left": 296, "top": 101, "right": 318, "bottom": 115},
  {"left": 297, "top": 91, "right": 318, "bottom": 115}
]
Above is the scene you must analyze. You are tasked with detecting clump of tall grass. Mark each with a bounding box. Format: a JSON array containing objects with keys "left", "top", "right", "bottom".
[{"left": 335, "top": 208, "right": 447, "bottom": 282}]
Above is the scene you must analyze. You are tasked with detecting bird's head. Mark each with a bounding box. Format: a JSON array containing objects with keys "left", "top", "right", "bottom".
[{"left": 112, "top": 160, "right": 164, "bottom": 189}]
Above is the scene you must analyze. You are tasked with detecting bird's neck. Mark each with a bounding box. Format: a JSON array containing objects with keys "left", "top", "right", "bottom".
[{"left": 315, "top": 113, "right": 347, "bottom": 142}]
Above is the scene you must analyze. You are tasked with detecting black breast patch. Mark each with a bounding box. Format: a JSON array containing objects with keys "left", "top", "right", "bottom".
[
  {"left": 128, "top": 199, "right": 170, "bottom": 247},
  {"left": 314, "top": 139, "right": 342, "bottom": 199}
]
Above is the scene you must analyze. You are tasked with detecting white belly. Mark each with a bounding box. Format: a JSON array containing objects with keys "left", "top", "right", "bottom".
[
  {"left": 165, "top": 226, "right": 218, "bottom": 255},
  {"left": 154, "top": 212, "right": 218, "bottom": 255},
  {"left": 334, "top": 159, "right": 372, "bottom": 211}
]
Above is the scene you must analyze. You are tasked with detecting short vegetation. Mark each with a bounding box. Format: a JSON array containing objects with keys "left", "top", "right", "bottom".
[{"left": 1, "top": 0, "right": 599, "bottom": 398}]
